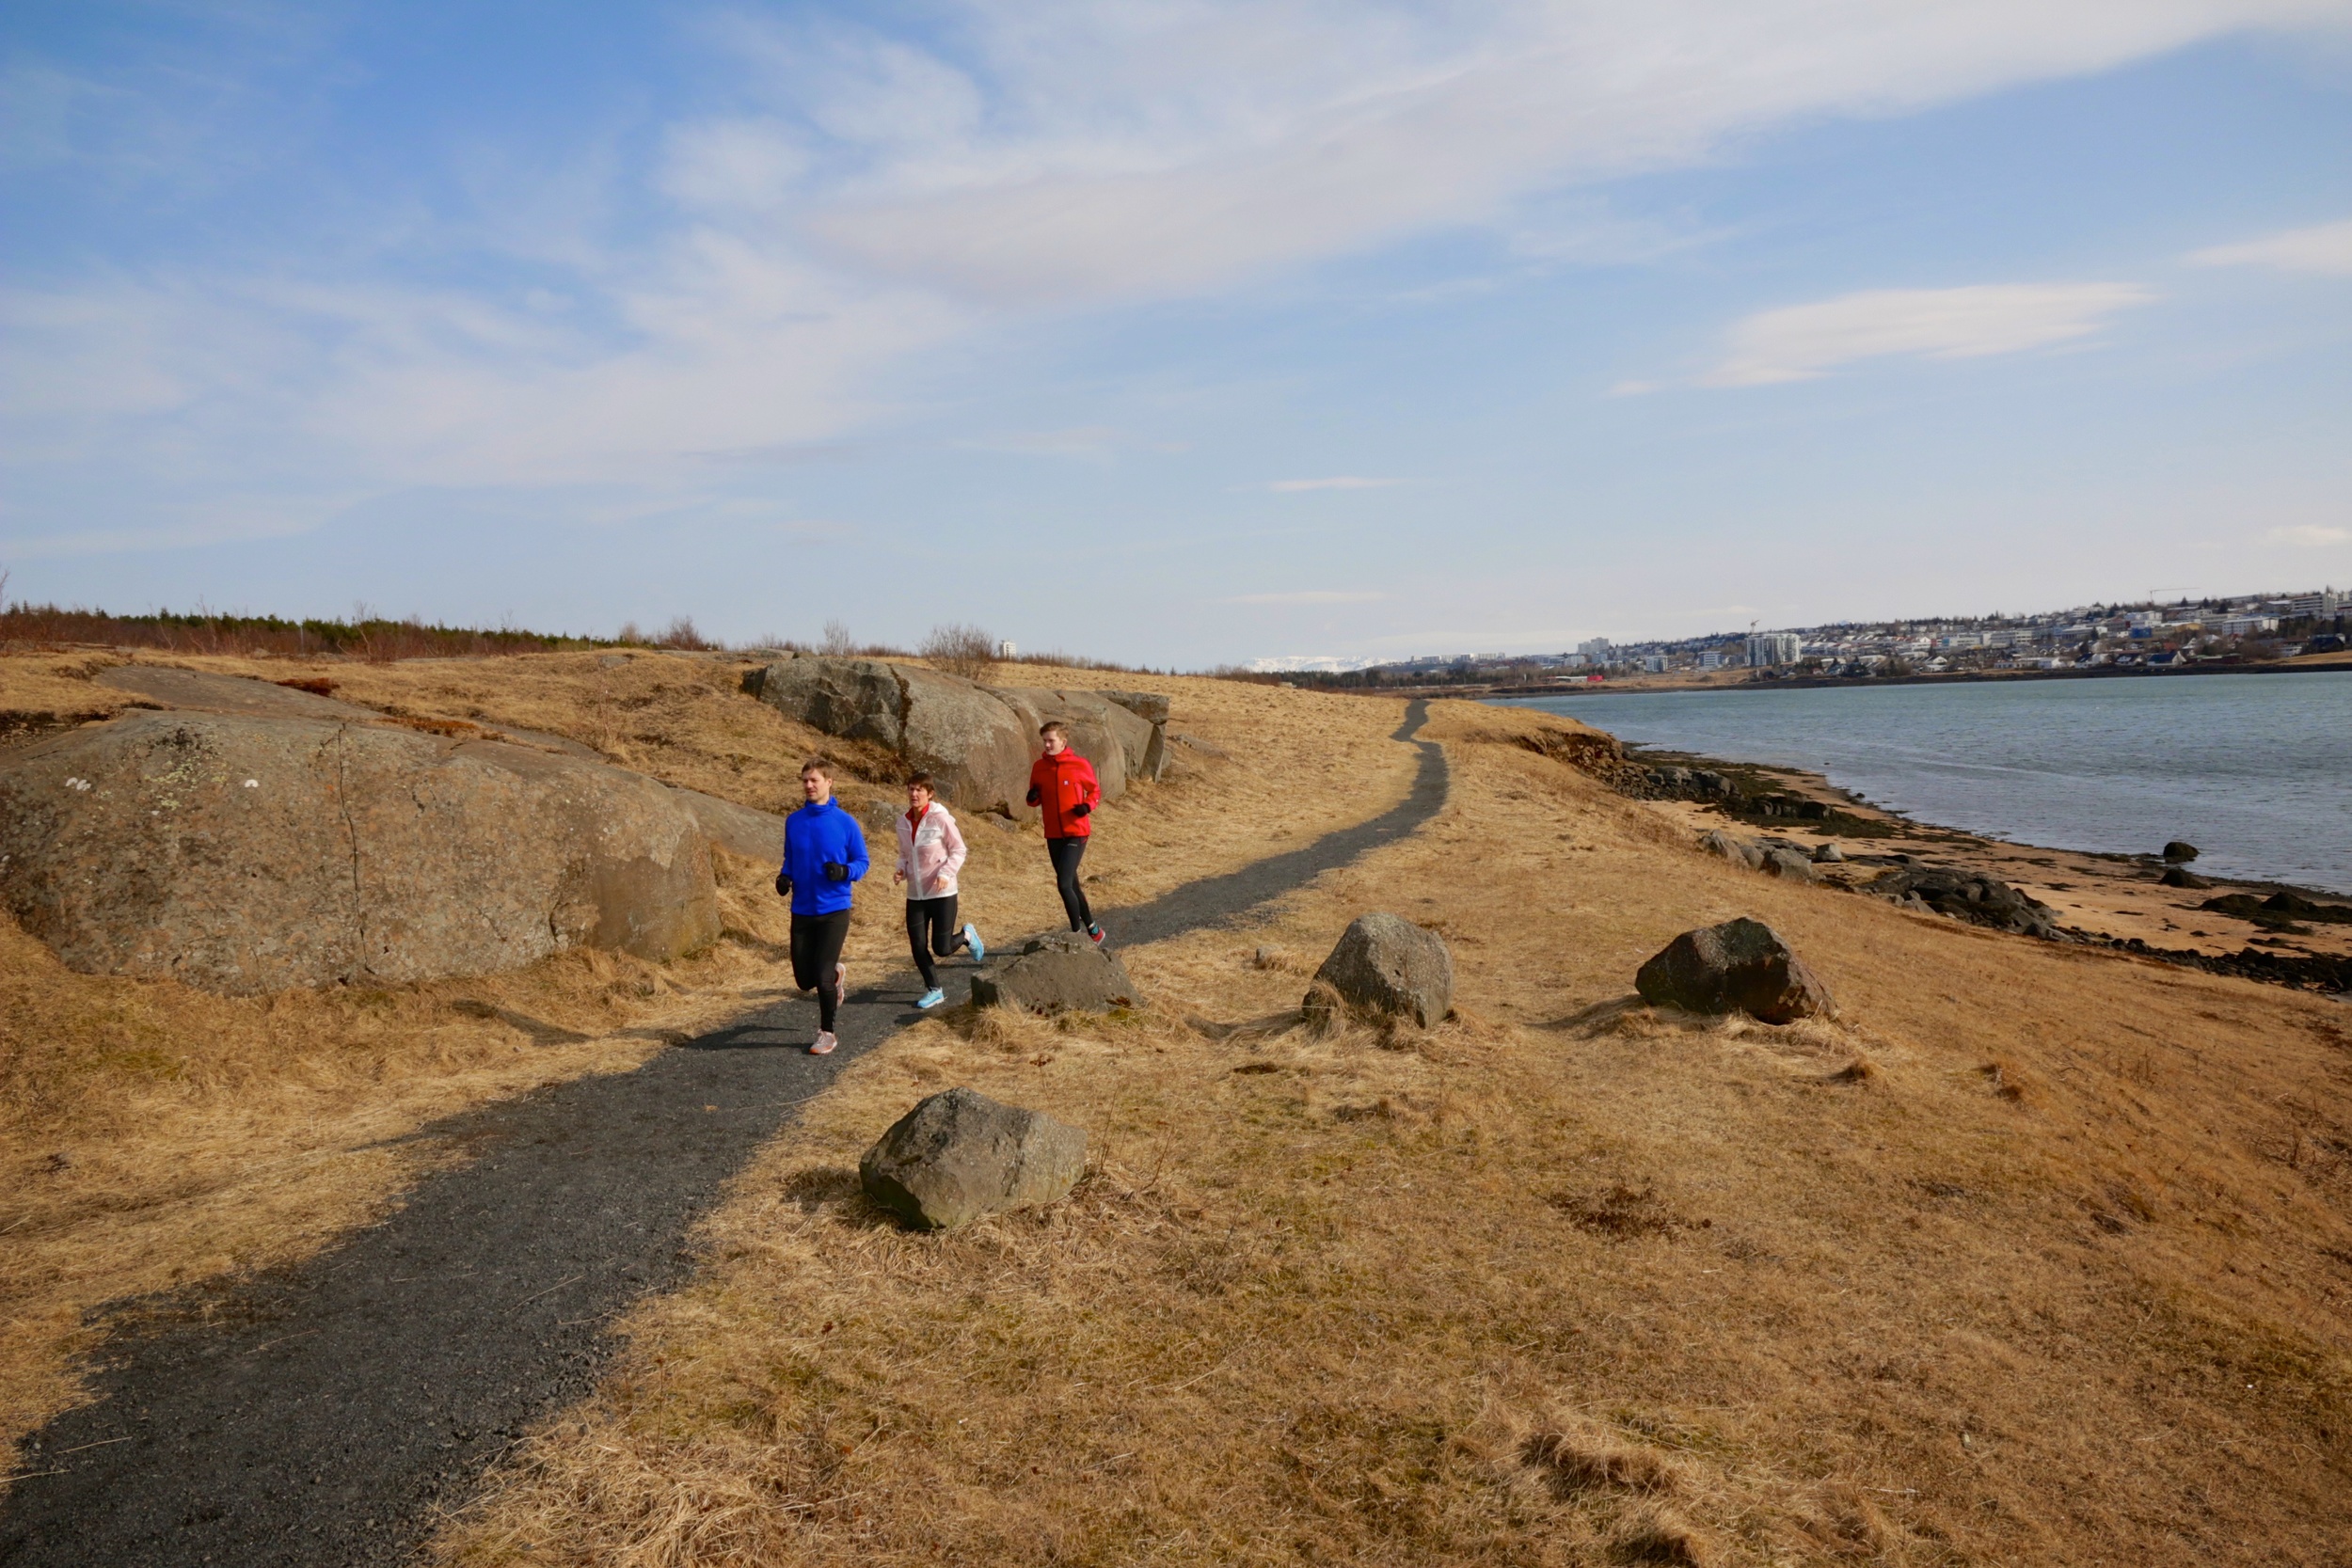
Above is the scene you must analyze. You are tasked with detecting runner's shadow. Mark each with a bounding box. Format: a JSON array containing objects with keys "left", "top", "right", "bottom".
[
  {"left": 780, "top": 1165, "right": 905, "bottom": 1230},
  {"left": 684, "top": 1023, "right": 805, "bottom": 1052}
]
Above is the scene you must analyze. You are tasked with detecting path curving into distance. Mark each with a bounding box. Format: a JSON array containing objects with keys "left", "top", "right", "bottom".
[{"left": 0, "top": 704, "right": 1447, "bottom": 1568}]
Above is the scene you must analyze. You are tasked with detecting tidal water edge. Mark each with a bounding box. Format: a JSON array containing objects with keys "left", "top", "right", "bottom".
[{"left": 1499, "top": 673, "right": 2351, "bottom": 896}]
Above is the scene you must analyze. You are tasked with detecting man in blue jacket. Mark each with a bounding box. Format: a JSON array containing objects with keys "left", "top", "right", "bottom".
[{"left": 775, "top": 758, "right": 868, "bottom": 1054}]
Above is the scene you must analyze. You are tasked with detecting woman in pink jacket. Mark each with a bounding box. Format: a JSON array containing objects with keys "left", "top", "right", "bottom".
[{"left": 894, "top": 771, "right": 984, "bottom": 1008}]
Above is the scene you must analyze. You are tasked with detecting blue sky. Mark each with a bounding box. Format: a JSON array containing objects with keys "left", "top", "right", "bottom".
[{"left": 5, "top": 1, "right": 2349, "bottom": 667}]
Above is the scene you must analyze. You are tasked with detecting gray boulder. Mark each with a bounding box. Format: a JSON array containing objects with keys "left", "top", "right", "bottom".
[
  {"left": 1635, "top": 917, "right": 1835, "bottom": 1023},
  {"left": 1759, "top": 847, "right": 1819, "bottom": 882},
  {"left": 667, "top": 785, "right": 787, "bottom": 861},
  {"left": 858, "top": 1086, "right": 1089, "bottom": 1230},
  {"left": 0, "top": 710, "right": 719, "bottom": 995},
  {"left": 1698, "top": 829, "right": 1763, "bottom": 870},
  {"left": 744, "top": 656, "right": 1035, "bottom": 819},
  {"left": 2158, "top": 865, "right": 2212, "bottom": 890},
  {"left": 986, "top": 688, "right": 1156, "bottom": 798},
  {"left": 1301, "top": 912, "right": 1454, "bottom": 1029},
  {"left": 1097, "top": 691, "right": 1171, "bottom": 781},
  {"left": 1867, "top": 865, "right": 2059, "bottom": 939},
  {"left": 971, "top": 932, "right": 1138, "bottom": 1013},
  {"left": 744, "top": 657, "right": 911, "bottom": 749},
  {"left": 1811, "top": 842, "right": 1845, "bottom": 863},
  {"left": 898, "top": 663, "right": 1037, "bottom": 817}
]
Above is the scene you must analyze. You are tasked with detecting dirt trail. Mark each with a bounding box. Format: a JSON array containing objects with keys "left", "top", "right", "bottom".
[{"left": 0, "top": 705, "right": 1446, "bottom": 1568}]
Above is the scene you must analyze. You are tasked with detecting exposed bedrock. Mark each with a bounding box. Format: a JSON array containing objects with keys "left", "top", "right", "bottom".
[
  {"left": 740, "top": 655, "right": 1168, "bottom": 818},
  {"left": 0, "top": 710, "right": 719, "bottom": 994}
]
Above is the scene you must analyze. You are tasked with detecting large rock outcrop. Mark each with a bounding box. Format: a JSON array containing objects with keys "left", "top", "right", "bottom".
[
  {"left": 1302, "top": 912, "right": 1454, "bottom": 1029},
  {"left": 970, "top": 932, "right": 1138, "bottom": 1013},
  {"left": 1867, "top": 865, "right": 2059, "bottom": 939},
  {"left": 0, "top": 710, "right": 720, "bottom": 994},
  {"left": 1634, "top": 918, "right": 1834, "bottom": 1023},
  {"left": 858, "top": 1086, "right": 1089, "bottom": 1230},
  {"left": 987, "top": 687, "right": 1147, "bottom": 800},
  {"left": 740, "top": 655, "right": 1170, "bottom": 816},
  {"left": 744, "top": 656, "right": 1035, "bottom": 818}
]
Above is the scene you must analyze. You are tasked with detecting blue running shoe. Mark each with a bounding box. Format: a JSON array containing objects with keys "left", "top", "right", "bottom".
[
  {"left": 916, "top": 988, "right": 946, "bottom": 1009},
  {"left": 963, "top": 923, "right": 985, "bottom": 963}
]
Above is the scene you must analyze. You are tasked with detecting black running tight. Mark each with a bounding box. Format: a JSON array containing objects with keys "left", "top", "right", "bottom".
[
  {"left": 1046, "top": 835, "right": 1093, "bottom": 931},
  {"left": 904, "top": 895, "right": 966, "bottom": 989},
  {"left": 789, "top": 910, "right": 851, "bottom": 1031}
]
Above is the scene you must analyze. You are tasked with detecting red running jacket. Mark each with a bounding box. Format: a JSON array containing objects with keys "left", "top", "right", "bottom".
[{"left": 1028, "top": 749, "right": 1102, "bottom": 838}]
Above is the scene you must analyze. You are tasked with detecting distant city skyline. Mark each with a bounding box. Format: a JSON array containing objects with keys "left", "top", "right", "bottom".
[
  {"left": 1248, "top": 582, "right": 2344, "bottom": 672},
  {"left": 5, "top": 4, "right": 2350, "bottom": 667}
]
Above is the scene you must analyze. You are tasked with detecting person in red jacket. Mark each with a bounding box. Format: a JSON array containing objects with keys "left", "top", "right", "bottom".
[{"left": 1026, "top": 720, "right": 1104, "bottom": 944}]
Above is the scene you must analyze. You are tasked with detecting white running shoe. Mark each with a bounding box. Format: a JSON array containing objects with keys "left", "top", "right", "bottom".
[{"left": 809, "top": 1031, "right": 837, "bottom": 1055}]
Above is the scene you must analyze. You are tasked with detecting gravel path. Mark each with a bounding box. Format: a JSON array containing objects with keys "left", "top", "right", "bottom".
[{"left": 0, "top": 703, "right": 1446, "bottom": 1567}]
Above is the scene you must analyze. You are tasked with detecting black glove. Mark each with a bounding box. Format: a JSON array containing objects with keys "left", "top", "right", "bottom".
[
  {"left": 1069, "top": 801, "right": 1090, "bottom": 818},
  {"left": 823, "top": 861, "right": 850, "bottom": 882},
  {"left": 774, "top": 870, "right": 792, "bottom": 898},
  {"left": 1025, "top": 785, "right": 1041, "bottom": 805}
]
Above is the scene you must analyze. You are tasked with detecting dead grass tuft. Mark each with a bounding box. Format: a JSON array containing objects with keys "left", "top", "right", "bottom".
[
  {"left": 1612, "top": 1501, "right": 1720, "bottom": 1566},
  {"left": 1516, "top": 1413, "right": 1683, "bottom": 1497},
  {"left": 1547, "top": 1182, "right": 1702, "bottom": 1240}
]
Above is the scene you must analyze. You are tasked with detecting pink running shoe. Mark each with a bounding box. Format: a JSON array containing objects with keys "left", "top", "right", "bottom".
[{"left": 809, "top": 1031, "right": 837, "bottom": 1055}]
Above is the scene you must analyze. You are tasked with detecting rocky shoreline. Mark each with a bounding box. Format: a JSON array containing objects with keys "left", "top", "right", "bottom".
[{"left": 1611, "top": 743, "right": 2352, "bottom": 998}]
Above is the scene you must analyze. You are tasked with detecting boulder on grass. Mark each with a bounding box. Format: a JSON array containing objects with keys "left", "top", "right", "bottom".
[
  {"left": 1301, "top": 912, "right": 1454, "bottom": 1029},
  {"left": 1867, "top": 865, "right": 2059, "bottom": 939},
  {"left": 0, "top": 710, "right": 719, "bottom": 994},
  {"left": 858, "top": 1086, "right": 1088, "bottom": 1230},
  {"left": 1758, "top": 847, "right": 1819, "bottom": 882},
  {"left": 1811, "top": 843, "right": 1845, "bottom": 863},
  {"left": 970, "top": 932, "right": 1138, "bottom": 1013},
  {"left": 1635, "top": 917, "right": 1834, "bottom": 1023},
  {"left": 1698, "top": 829, "right": 1763, "bottom": 870}
]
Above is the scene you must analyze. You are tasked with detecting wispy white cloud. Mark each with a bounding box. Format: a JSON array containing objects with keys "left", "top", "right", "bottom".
[
  {"left": 798, "top": 2, "right": 2347, "bottom": 307},
  {"left": 1223, "top": 589, "right": 1391, "bottom": 605},
  {"left": 1701, "top": 282, "right": 2156, "bottom": 388},
  {"left": 2187, "top": 216, "right": 2352, "bottom": 276},
  {"left": 2267, "top": 524, "right": 2349, "bottom": 546},
  {"left": 1266, "top": 476, "right": 1402, "bottom": 492},
  {"left": 8, "top": 0, "right": 2344, "bottom": 538}
]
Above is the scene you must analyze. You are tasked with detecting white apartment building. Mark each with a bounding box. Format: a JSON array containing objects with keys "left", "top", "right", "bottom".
[
  {"left": 1746, "top": 631, "right": 1801, "bottom": 667},
  {"left": 1578, "top": 637, "right": 1613, "bottom": 662}
]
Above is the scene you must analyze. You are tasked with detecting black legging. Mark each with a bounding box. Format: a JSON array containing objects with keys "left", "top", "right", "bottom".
[
  {"left": 904, "top": 894, "right": 967, "bottom": 989},
  {"left": 1046, "top": 835, "right": 1093, "bottom": 931},
  {"left": 789, "top": 910, "right": 851, "bottom": 1032}
]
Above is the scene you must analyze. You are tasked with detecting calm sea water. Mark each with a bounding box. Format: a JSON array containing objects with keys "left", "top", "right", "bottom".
[{"left": 1499, "top": 673, "right": 2352, "bottom": 895}]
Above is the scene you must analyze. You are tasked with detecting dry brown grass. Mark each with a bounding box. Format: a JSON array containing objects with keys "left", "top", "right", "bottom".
[
  {"left": 0, "top": 648, "right": 1418, "bottom": 1465},
  {"left": 431, "top": 698, "right": 2352, "bottom": 1567}
]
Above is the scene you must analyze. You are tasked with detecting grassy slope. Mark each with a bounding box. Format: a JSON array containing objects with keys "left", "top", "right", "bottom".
[
  {"left": 434, "top": 700, "right": 2352, "bottom": 1567},
  {"left": 0, "top": 649, "right": 1413, "bottom": 1463}
]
